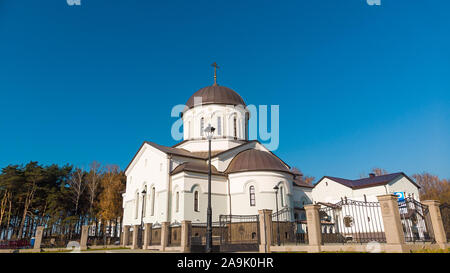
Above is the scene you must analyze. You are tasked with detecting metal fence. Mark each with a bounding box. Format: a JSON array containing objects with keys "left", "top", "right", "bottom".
[
  {"left": 40, "top": 220, "right": 82, "bottom": 248},
  {"left": 0, "top": 239, "right": 31, "bottom": 249},
  {"left": 149, "top": 224, "right": 161, "bottom": 246},
  {"left": 440, "top": 203, "right": 450, "bottom": 242},
  {"left": 398, "top": 198, "right": 434, "bottom": 243},
  {"left": 219, "top": 214, "right": 260, "bottom": 252},
  {"left": 318, "top": 198, "right": 386, "bottom": 244},
  {"left": 189, "top": 222, "right": 222, "bottom": 252},
  {"left": 270, "top": 208, "right": 308, "bottom": 245},
  {"left": 87, "top": 225, "right": 120, "bottom": 247},
  {"left": 168, "top": 222, "right": 181, "bottom": 247}
]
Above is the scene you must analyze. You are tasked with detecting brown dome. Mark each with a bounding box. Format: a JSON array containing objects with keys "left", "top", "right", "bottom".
[
  {"left": 225, "top": 149, "right": 291, "bottom": 174},
  {"left": 185, "top": 85, "right": 246, "bottom": 110}
]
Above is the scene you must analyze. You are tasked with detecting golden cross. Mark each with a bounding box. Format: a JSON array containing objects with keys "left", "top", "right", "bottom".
[{"left": 211, "top": 62, "right": 219, "bottom": 85}]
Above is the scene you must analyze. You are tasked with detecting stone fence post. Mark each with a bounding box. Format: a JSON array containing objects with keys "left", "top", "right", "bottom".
[
  {"left": 131, "top": 224, "right": 140, "bottom": 249},
  {"left": 305, "top": 204, "right": 322, "bottom": 253},
  {"left": 377, "top": 194, "right": 406, "bottom": 253},
  {"left": 122, "top": 226, "right": 130, "bottom": 247},
  {"left": 181, "top": 220, "right": 191, "bottom": 252},
  {"left": 161, "top": 222, "right": 170, "bottom": 252},
  {"left": 34, "top": 226, "right": 44, "bottom": 250},
  {"left": 258, "top": 209, "right": 273, "bottom": 253},
  {"left": 80, "top": 225, "right": 89, "bottom": 250},
  {"left": 143, "top": 223, "right": 152, "bottom": 250},
  {"left": 422, "top": 200, "right": 448, "bottom": 248}
]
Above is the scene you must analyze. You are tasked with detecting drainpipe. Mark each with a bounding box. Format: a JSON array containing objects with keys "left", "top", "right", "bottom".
[{"left": 166, "top": 155, "right": 173, "bottom": 222}]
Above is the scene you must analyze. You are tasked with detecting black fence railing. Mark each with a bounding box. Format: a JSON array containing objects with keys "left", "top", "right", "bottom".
[
  {"left": 219, "top": 214, "right": 260, "bottom": 252},
  {"left": 440, "top": 203, "right": 450, "bottom": 242},
  {"left": 168, "top": 222, "right": 181, "bottom": 247},
  {"left": 318, "top": 198, "right": 386, "bottom": 244},
  {"left": 398, "top": 198, "right": 435, "bottom": 243},
  {"left": 270, "top": 208, "right": 308, "bottom": 246},
  {"left": 0, "top": 239, "right": 32, "bottom": 249}
]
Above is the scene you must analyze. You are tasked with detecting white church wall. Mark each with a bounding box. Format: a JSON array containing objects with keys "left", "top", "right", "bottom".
[
  {"left": 171, "top": 172, "right": 228, "bottom": 223},
  {"left": 178, "top": 138, "right": 245, "bottom": 154},
  {"left": 228, "top": 171, "right": 294, "bottom": 215},
  {"left": 182, "top": 104, "right": 248, "bottom": 144},
  {"left": 123, "top": 143, "right": 170, "bottom": 226}
]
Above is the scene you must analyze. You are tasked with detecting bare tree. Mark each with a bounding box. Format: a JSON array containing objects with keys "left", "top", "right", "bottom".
[
  {"left": 67, "top": 168, "right": 86, "bottom": 215},
  {"left": 413, "top": 172, "right": 450, "bottom": 203},
  {"left": 86, "top": 161, "right": 102, "bottom": 219},
  {"left": 360, "top": 167, "right": 389, "bottom": 178},
  {"left": 291, "top": 167, "right": 315, "bottom": 185}
]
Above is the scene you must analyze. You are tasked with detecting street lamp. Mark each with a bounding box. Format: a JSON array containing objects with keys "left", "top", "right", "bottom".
[
  {"left": 273, "top": 185, "right": 281, "bottom": 246},
  {"left": 204, "top": 124, "right": 215, "bottom": 253},
  {"left": 140, "top": 187, "right": 147, "bottom": 249}
]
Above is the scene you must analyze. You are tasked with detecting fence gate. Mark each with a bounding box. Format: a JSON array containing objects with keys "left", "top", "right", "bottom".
[
  {"left": 318, "top": 199, "right": 386, "bottom": 244},
  {"left": 219, "top": 214, "right": 260, "bottom": 252},
  {"left": 440, "top": 203, "right": 450, "bottom": 242},
  {"left": 398, "top": 198, "right": 435, "bottom": 243},
  {"left": 271, "top": 208, "right": 308, "bottom": 245}
]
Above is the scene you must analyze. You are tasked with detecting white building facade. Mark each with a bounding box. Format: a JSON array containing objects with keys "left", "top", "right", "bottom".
[{"left": 311, "top": 172, "right": 421, "bottom": 204}]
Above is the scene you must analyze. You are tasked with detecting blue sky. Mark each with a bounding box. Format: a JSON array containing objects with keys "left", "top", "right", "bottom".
[{"left": 0, "top": 0, "right": 449, "bottom": 180}]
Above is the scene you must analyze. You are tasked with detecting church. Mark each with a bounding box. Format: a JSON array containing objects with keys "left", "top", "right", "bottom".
[{"left": 121, "top": 66, "right": 314, "bottom": 229}]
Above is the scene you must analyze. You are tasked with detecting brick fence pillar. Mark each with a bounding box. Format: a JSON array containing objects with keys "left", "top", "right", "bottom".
[
  {"left": 181, "top": 220, "right": 191, "bottom": 253},
  {"left": 122, "top": 225, "right": 130, "bottom": 247},
  {"left": 258, "top": 209, "right": 273, "bottom": 253},
  {"left": 305, "top": 204, "right": 322, "bottom": 253},
  {"left": 161, "top": 222, "right": 170, "bottom": 252},
  {"left": 34, "top": 226, "right": 44, "bottom": 250},
  {"left": 131, "top": 224, "right": 140, "bottom": 249},
  {"left": 377, "top": 194, "right": 406, "bottom": 253},
  {"left": 80, "top": 225, "right": 89, "bottom": 250},
  {"left": 143, "top": 223, "right": 152, "bottom": 250},
  {"left": 422, "top": 200, "right": 448, "bottom": 248}
]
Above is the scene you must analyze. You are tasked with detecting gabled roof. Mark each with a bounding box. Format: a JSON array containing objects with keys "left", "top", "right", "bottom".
[
  {"left": 124, "top": 141, "right": 206, "bottom": 173},
  {"left": 314, "top": 172, "right": 420, "bottom": 190}
]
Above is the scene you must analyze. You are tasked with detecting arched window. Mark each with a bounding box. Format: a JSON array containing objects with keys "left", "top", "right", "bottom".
[
  {"left": 176, "top": 192, "right": 179, "bottom": 213},
  {"left": 280, "top": 186, "right": 284, "bottom": 207},
  {"left": 151, "top": 187, "right": 155, "bottom": 216},
  {"left": 135, "top": 192, "right": 139, "bottom": 219},
  {"left": 142, "top": 186, "right": 147, "bottom": 216},
  {"left": 249, "top": 186, "right": 256, "bottom": 206},
  {"left": 217, "top": 116, "right": 222, "bottom": 136},
  {"left": 233, "top": 117, "right": 237, "bottom": 138},
  {"left": 200, "top": 117, "right": 204, "bottom": 136},
  {"left": 194, "top": 191, "right": 199, "bottom": 212}
]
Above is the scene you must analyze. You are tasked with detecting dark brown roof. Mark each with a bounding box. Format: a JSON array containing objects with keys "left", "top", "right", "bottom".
[
  {"left": 189, "top": 150, "right": 225, "bottom": 158},
  {"left": 225, "top": 149, "right": 292, "bottom": 174},
  {"left": 171, "top": 162, "right": 225, "bottom": 176},
  {"left": 144, "top": 141, "right": 205, "bottom": 159},
  {"left": 184, "top": 85, "right": 246, "bottom": 111},
  {"left": 315, "top": 172, "right": 420, "bottom": 189}
]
